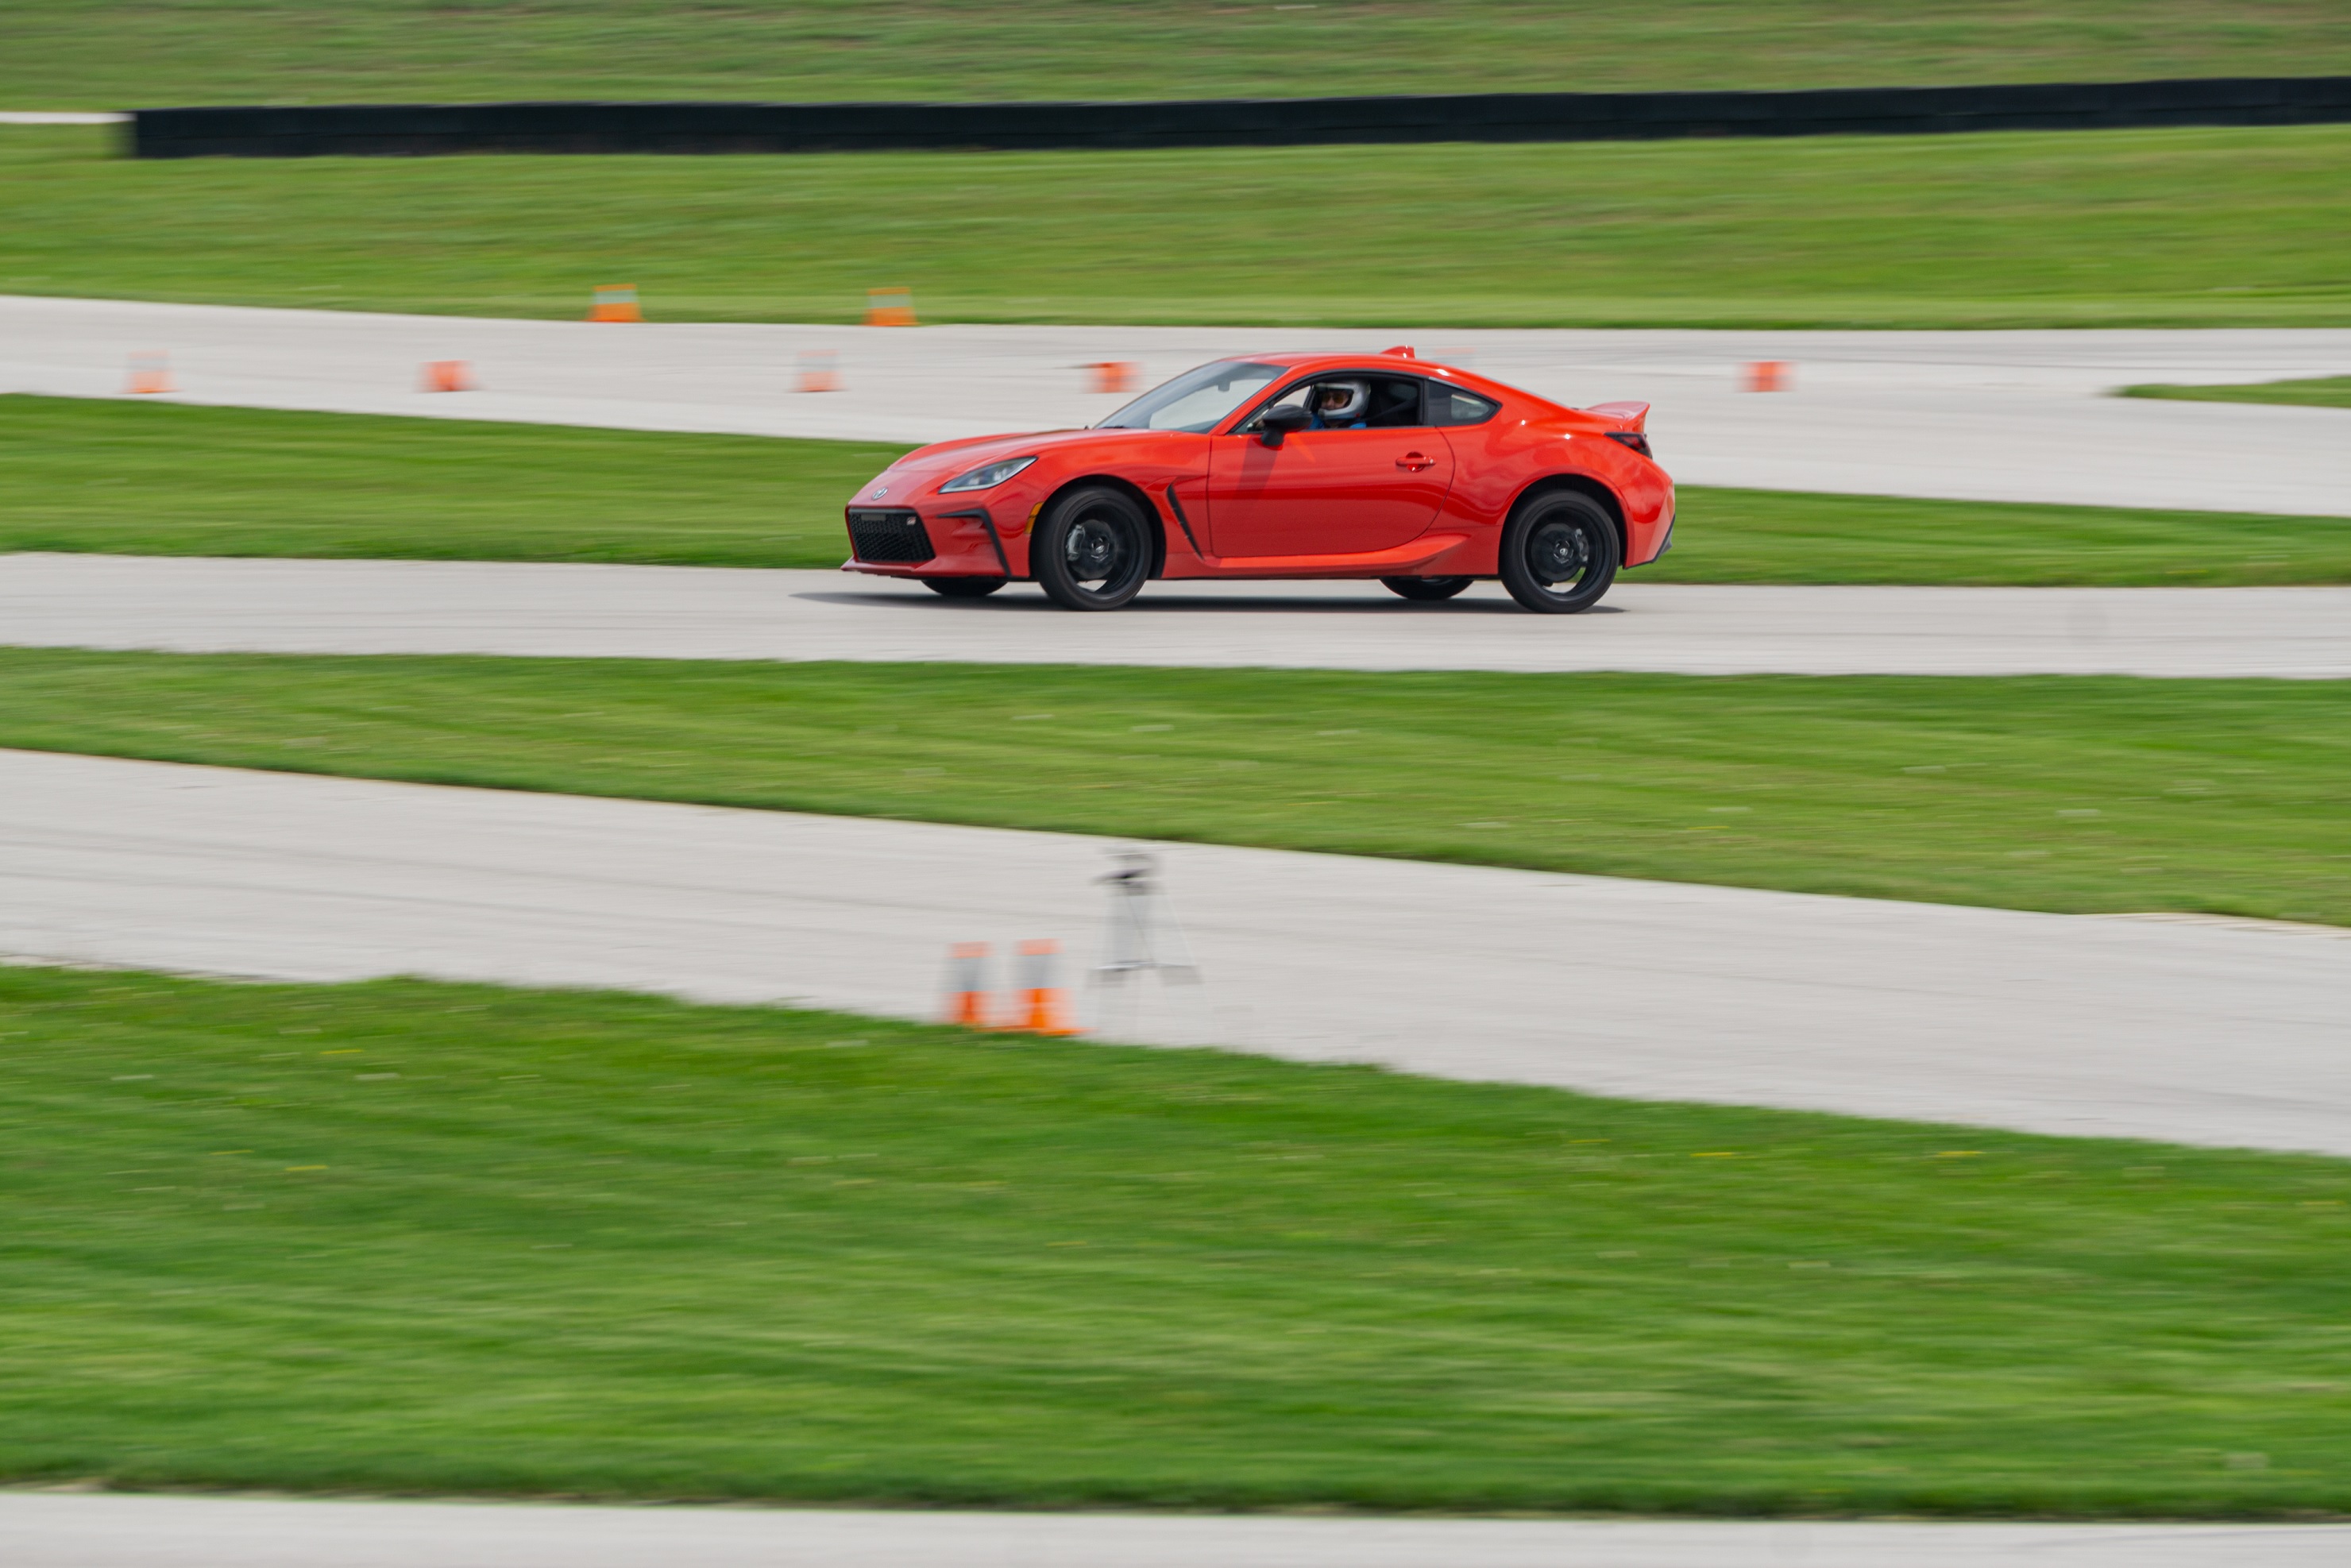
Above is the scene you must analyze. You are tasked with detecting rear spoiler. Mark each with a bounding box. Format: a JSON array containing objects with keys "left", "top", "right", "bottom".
[{"left": 1583, "top": 400, "right": 1650, "bottom": 431}]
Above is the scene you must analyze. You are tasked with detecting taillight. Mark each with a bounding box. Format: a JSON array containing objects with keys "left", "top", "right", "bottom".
[{"left": 1607, "top": 431, "right": 1653, "bottom": 459}]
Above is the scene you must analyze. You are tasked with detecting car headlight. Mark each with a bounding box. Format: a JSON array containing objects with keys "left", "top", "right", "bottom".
[{"left": 938, "top": 455, "right": 1038, "bottom": 492}]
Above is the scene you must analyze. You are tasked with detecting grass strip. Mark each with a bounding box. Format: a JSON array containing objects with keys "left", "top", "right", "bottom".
[
  {"left": 1, "top": 650, "right": 2345, "bottom": 925},
  {"left": 12, "top": 0, "right": 2351, "bottom": 106},
  {"left": 5, "top": 964, "right": 2349, "bottom": 1514},
  {"left": 2124, "top": 377, "right": 2351, "bottom": 411},
  {"left": 8, "top": 125, "right": 2351, "bottom": 329},
  {"left": 10, "top": 396, "right": 2351, "bottom": 585},
  {"left": 1637, "top": 488, "right": 2351, "bottom": 586},
  {"left": 0, "top": 396, "right": 902, "bottom": 570}
]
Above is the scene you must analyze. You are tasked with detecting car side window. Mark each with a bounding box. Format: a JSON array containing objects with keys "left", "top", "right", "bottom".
[
  {"left": 1242, "top": 374, "right": 1428, "bottom": 431},
  {"left": 1241, "top": 380, "right": 1318, "bottom": 429},
  {"left": 1361, "top": 376, "right": 1424, "bottom": 427},
  {"left": 1427, "top": 385, "right": 1500, "bottom": 427}
]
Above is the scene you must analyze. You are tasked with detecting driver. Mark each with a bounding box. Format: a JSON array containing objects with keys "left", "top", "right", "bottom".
[{"left": 1307, "top": 379, "right": 1369, "bottom": 430}]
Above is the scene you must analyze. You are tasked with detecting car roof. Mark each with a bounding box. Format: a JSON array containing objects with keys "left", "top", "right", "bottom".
[
  {"left": 1248, "top": 350, "right": 1448, "bottom": 371},
  {"left": 1235, "top": 351, "right": 1553, "bottom": 413}
]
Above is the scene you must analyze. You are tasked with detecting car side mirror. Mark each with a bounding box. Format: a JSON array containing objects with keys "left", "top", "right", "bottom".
[{"left": 1258, "top": 405, "right": 1312, "bottom": 447}]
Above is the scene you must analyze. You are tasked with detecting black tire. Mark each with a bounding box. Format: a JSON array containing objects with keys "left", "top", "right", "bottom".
[
  {"left": 1380, "top": 575, "right": 1473, "bottom": 602},
  {"left": 1498, "top": 491, "right": 1620, "bottom": 614},
  {"left": 1033, "top": 485, "right": 1153, "bottom": 611},
  {"left": 922, "top": 577, "right": 1008, "bottom": 598}
]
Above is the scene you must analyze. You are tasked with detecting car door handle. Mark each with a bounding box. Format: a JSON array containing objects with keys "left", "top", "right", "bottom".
[{"left": 1396, "top": 453, "right": 1436, "bottom": 471}]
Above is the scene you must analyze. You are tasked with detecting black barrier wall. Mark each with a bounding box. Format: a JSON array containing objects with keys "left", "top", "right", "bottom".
[{"left": 133, "top": 77, "right": 2351, "bottom": 158}]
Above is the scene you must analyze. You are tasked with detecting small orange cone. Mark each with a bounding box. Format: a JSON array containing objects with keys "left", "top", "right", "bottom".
[
  {"left": 797, "top": 349, "right": 840, "bottom": 393},
  {"left": 1088, "top": 361, "right": 1137, "bottom": 395},
  {"left": 943, "top": 941, "right": 992, "bottom": 1027},
  {"left": 865, "top": 287, "right": 917, "bottom": 327},
  {"left": 1011, "top": 940, "right": 1079, "bottom": 1036},
  {"left": 420, "top": 359, "right": 474, "bottom": 392},
  {"left": 1743, "top": 360, "right": 1791, "bottom": 392},
  {"left": 125, "top": 351, "right": 173, "bottom": 394},
  {"left": 589, "top": 284, "right": 643, "bottom": 322}
]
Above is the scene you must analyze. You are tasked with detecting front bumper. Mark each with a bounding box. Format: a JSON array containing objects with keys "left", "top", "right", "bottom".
[
  {"left": 843, "top": 504, "right": 1014, "bottom": 577},
  {"left": 845, "top": 507, "right": 935, "bottom": 564}
]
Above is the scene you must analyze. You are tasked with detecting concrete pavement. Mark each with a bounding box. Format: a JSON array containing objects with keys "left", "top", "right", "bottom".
[
  {"left": 7, "top": 1492, "right": 2349, "bottom": 1568},
  {"left": 9, "top": 554, "right": 2351, "bottom": 678},
  {"left": 6, "top": 295, "right": 2350, "bottom": 516},
  {"left": 8, "top": 748, "right": 2346, "bottom": 1157}
]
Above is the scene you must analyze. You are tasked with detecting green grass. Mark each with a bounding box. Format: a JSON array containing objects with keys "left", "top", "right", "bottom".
[
  {"left": 9, "top": 1, "right": 2351, "bottom": 108},
  {"left": 1641, "top": 489, "right": 2351, "bottom": 585},
  {"left": 2124, "top": 376, "right": 2351, "bottom": 411},
  {"left": 12, "top": 396, "right": 2351, "bottom": 583},
  {"left": 0, "top": 396, "right": 903, "bottom": 570},
  {"left": 2, "top": 650, "right": 2345, "bottom": 925},
  {"left": 6, "top": 964, "right": 2349, "bottom": 1514},
  {"left": 8, "top": 125, "right": 2351, "bottom": 328}
]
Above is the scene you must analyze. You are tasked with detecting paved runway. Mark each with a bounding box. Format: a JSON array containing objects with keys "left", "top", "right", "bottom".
[
  {"left": 8, "top": 1492, "right": 2349, "bottom": 1568},
  {"left": 7, "top": 295, "right": 2351, "bottom": 516},
  {"left": 10, "top": 554, "right": 2350, "bottom": 678},
  {"left": 10, "top": 749, "right": 2346, "bottom": 1157}
]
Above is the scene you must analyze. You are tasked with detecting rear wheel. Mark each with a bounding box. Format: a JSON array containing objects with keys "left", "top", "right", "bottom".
[
  {"left": 1380, "top": 575, "right": 1473, "bottom": 602},
  {"left": 922, "top": 577, "right": 1007, "bottom": 598},
  {"left": 1034, "top": 486, "right": 1153, "bottom": 611},
  {"left": 1499, "top": 491, "right": 1619, "bottom": 614}
]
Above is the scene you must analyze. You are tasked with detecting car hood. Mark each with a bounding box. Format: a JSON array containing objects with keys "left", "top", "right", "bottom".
[{"left": 864, "top": 427, "right": 1179, "bottom": 496}]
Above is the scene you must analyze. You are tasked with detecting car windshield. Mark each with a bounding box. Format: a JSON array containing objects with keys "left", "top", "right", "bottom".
[{"left": 1097, "top": 360, "right": 1284, "bottom": 432}]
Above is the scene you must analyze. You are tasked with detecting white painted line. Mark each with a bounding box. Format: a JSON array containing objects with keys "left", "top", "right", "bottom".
[
  {"left": 0, "top": 110, "right": 129, "bottom": 124},
  {"left": 7, "top": 749, "right": 2346, "bottom": 1158},
  {"left": 5, "top": 1492, "right": 2347, "bottom": 1568},
  {"left": 7, "top": 554, "right": 2349, "bottom": 678}
]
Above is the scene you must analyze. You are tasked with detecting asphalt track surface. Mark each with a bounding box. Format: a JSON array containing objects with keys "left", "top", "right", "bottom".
[
  {"left": 8, "top": 1493, "right": 2349, "bottom": 1568},
  {"left": 10, "top": 747, "right": 2348, "bottom": 1157},
  {"left": 7, "top": 295, "right": 2351, "bottom": 516},
  {"left": 10, "top": 554, "right": 2351, "bottom": 678}
]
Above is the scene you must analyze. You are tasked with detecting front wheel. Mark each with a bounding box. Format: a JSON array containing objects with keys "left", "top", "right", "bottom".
[
  {"left": 1033, "top": 485, "right": 1153, "bottom": 611},
  {"left": 922, "top": 577, "right": 1007, "bottom": 599},
  {"left": 1380, "top": 576, "right": 1473, "bottom": 602},
  {"left": 1499, "top": 492, "right": 1620, "bottom": 614}
]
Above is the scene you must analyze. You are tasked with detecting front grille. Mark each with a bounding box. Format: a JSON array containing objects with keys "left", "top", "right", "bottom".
[{"left": 847, "top": 508, "right": 935, "bottom": 564}]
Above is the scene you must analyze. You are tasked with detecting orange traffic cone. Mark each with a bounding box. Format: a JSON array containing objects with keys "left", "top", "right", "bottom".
[
  {"left": 797, "top": 349, "right": 840, "bottom": 393},
  {"left": 1088, "top": 361, "right": 1137, "bottom": 395},
  {"left": 589, "top": 284, "right": 643, "bottom": 322},
  {"left": 1010, "top": 940, "right": 1079, "bottom": 1036},
  {"left": 865, "top": 287, "right": 917, "bottom": 327},
  {"left": 943, "top": 941, "right": 992, "bottom": 1027},
  {"left": 1743, "top": 360, "right": 1791, "bottom": 392},
  {"left": 125, "top": 351, "right": 173, "bottom": 394},
  {"left": 420, "top": 359, "right": 474, "bottom": 392}
]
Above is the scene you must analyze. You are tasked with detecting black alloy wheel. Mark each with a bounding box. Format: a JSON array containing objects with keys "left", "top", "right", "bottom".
[
  {"left": 922, "top": 577, "right": 1008, "bottom": 598},
  {"left": 1498, "top": 491, "right": 1621, "bottom": 614},
  {"left": 1033, "top": 485, "right": 1153, "bottom": 611},
  {"left": 1380, "top": 575, "right": 1474, "bottom": 602}
]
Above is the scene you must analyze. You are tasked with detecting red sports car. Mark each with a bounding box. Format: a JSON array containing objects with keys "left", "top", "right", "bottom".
[{"left": 841, "top": 348, "right": 1671, "bottom": 613}]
